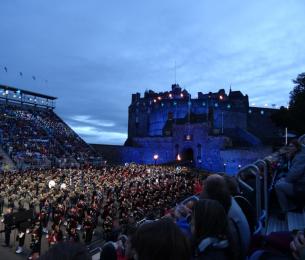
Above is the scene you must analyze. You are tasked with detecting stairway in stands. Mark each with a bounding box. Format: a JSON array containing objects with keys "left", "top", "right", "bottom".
[
  {"left": 266, "top": 210, "right": 305, "bottom": 234},
  {"left": 0, "top": 146, "right": 16, "bottom": 170}
]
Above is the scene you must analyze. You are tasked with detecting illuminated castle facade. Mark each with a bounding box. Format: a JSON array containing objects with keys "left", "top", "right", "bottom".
[{"left": 123, "top": 84, "right": 280, "bottom": 172}]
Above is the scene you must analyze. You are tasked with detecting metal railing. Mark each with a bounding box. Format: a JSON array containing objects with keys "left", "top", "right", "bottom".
[
  {"left": 298, "top": 134, "right": 305, "bottom": 145},
  {"left": 254, "top": 160, "right": 268, "bottom": 222},
  {"left": 237, "top": 164, "right": 261, "bottom": 221}
]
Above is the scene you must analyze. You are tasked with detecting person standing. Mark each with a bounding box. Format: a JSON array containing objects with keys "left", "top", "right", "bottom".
[
  {"left": 83, "top": 215, "right": 94, "bottom": 244},
  {"left": 2, "top": 207, "right": 13, "bottom": 247},
  {"left": 16, "top": 203, "right": 27, "bottom": 254},
  {"left": 0, "top": 193, "right": 4, "bottom": 215}
]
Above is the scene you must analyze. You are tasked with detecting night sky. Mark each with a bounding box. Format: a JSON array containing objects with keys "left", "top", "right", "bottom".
[{"left": 1, "top": 1, "right": 305, "bottom": 144}]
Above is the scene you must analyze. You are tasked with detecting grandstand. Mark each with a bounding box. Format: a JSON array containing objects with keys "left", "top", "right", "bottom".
[{"left": 0, "top": 84, "right": 101, "bottom": 170}]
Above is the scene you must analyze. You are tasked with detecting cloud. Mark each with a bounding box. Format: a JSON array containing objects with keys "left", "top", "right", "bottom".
[
  {"left": 1, "top": 0, "right": 305, "bottom": 144},
  {"left": 70, "top": 115, "right": 115, "bottom": 127},
  {"left": 69, "top": 125, "right": 127, "bottom": 145}
]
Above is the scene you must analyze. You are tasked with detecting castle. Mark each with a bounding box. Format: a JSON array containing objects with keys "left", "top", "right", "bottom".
[{"left": 94, "top": 84, "right": 282, "bottom": 173}]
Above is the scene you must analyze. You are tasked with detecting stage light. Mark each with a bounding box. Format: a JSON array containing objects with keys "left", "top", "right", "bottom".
[
  {"left": 153, "top": 99, "right": 157, "bottom": 103},
  {"left": 169, "top": 93, "right": 172, "bottom": 98},
  {"left": 219, "top": 95, "right": 223, "bottom": 100},
  {"left": 177, "top": 154, "right": 181, "bottom": 161},
  {"left": 158, "top": 96, "right": 162, "bottom": 100},
  {"left": 153, "top": 154, "right": 159, "bottom": 166},
  {"left": 180, "top": 93, "right": 184, "bottom": 98}
]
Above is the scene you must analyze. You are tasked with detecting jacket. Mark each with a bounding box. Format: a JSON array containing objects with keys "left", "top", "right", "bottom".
[{"left": 285, "top": 146, "right": 305, "bottom": 183}]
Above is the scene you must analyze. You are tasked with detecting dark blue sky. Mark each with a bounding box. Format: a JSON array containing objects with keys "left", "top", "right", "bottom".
[{"left": 1, "top": 1, "right": 305, "bottom": 144}]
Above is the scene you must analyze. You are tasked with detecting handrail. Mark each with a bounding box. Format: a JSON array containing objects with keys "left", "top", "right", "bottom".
[
  {"left": 89, "top": 247, "right": 101, "bottom": 256},
  {"left": 254, "top": 160, "right": 268, "bottom": 221},
  {"left": 238, "top": 164, "right": 261, "bottom": 221},
  {"left": 254, "top": 219, "right": 263, "bottom": 235},
  {"left": 237, "top": 177, "right": 254, "bottom": 192},
  {"left": 298, "top": 134, "right": 305, "bottom": 145}
]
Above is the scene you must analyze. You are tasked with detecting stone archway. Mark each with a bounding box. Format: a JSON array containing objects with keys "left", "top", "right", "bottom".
[{"left": 182, "top": 148, "right": 194, "bottom": 162}]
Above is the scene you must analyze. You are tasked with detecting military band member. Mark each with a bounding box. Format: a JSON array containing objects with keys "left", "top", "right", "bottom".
[{"left": 2, "top": 207, "right": 13, "bottom": 247}]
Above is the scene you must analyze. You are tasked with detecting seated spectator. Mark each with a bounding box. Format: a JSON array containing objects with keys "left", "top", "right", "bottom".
[
  {"left": 191, "top": 199, "right": 237, "bottom": 260},
  {"left": 39, "top": 241, "right": 90, "bottom": 260},
  {"left": 174, "top": 203, "right": 193, "bottom": 239},
  {"left": 100, "top": 242, "right": 118, "bottom": 260},
  {"left": 248, "top": 230, "right": 304, "bottom": 260},
  {"left": 275, "top": 139, "right": 305, "bottom": 214},
  {"left": 223, "top": 174, "right": 240, "bottom": 196},
  {"left": 200, "top": 174, "right": 251, "bottom": 259},
  {"left": 130, "top": 218, "right": 191, "bottom": 260},
  {"left": 290, "top": 230, "right": 305, "bottom": 260}
]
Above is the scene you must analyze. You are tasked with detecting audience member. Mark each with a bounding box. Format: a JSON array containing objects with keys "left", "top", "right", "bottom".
[
  {"left": 39, "top": 241, "right": 90, "bottom": 260},
  {"left": 275, "top": 140, "right": 305, "bottom": 214},
  {"left": 201, "top": 174, "right": 251, "bottom": 258},
  {"left": 191, "top": 199, "right": 237, "bottom": 260},
  {"left": 130, "top": 218, "right": 191, "bottom": 260}
]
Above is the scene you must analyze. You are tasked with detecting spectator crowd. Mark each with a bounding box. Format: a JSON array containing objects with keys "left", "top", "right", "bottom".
[{"left": 0, "top": 103, "right": 99, "bottom": 169}]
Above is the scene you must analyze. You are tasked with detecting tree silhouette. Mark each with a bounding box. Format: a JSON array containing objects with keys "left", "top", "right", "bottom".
[
  {"left": 289, "top": 72, "right": 305, "bottom": 134},
  {"left": 271, "top": 72, "right": 305, "bottom": 135}
]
